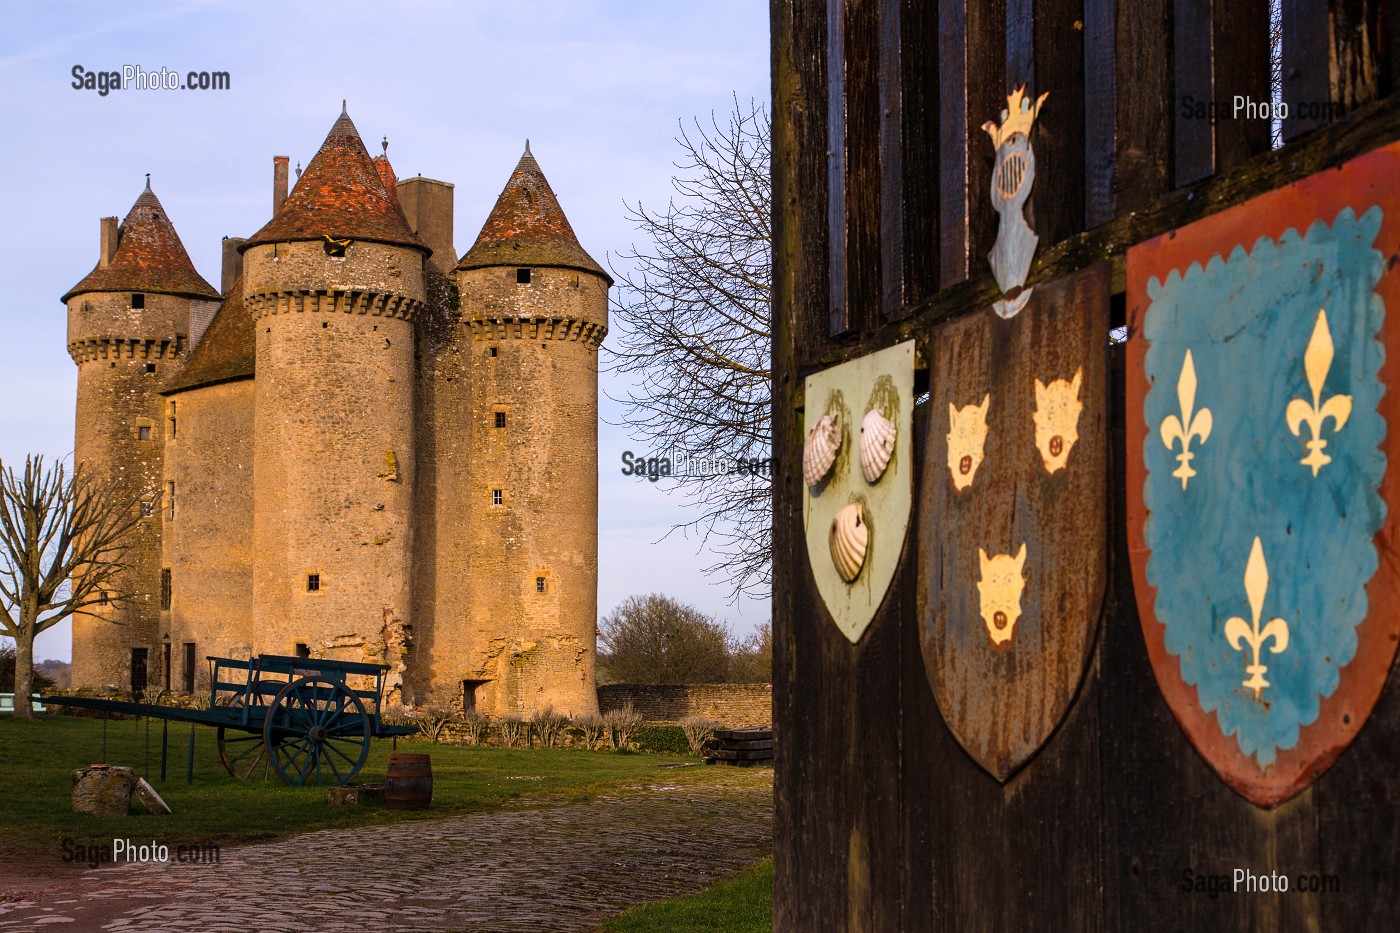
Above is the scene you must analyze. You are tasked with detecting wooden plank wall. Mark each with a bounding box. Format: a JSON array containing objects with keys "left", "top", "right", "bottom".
[{"left": 772, "top": 0, "right": 1400, "bottom": 928}]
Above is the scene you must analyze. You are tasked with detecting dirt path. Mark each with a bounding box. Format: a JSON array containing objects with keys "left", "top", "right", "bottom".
[{"left": 0, "top": 770, "right": 772, "bottom": 932}]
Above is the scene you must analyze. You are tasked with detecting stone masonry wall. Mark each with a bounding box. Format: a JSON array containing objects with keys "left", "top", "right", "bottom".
[
  {"left": 67, "top": 290, "right": 188, "bottom": 689},
  {"left": 245, "top": 239, "right": 423, "bottom": 704},
  {"left": 598, "top": 684, "right": 773, "bottom": 727},
  {"left": 162, "top": 378, "right": 255, "bottom": 685},
  {"left": 415, "top": 264, "right": 606, "bottom": 718}
]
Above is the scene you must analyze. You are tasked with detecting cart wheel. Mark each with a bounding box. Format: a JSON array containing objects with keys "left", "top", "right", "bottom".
[
  {"left": 216, "top": 691, "right": 267, "bottom": 780},
  {"left": 264, "top": 676, "right": 370, "bottom": 787}
]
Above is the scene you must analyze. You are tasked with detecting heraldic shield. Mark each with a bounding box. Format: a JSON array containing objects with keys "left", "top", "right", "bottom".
[
  {"left": 918, "top": 266, "right": 1109, "bottom": 781},
  {"left": 803, "top": 341, "right": 915, "bottom": 643},
  {"left": 1127, "top": 142, "right": 1400, "bottom": 808}
]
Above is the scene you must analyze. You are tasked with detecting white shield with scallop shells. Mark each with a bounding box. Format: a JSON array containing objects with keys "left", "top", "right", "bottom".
[{"left": 802, "top": 341, "right": 915, "bottom": 643}]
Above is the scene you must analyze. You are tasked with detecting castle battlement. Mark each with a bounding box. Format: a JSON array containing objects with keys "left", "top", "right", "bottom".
[
  {"left": 463, "top": 316, "right": 607, "bottom": 347},
  {"left": 245, "top": 290, "right": 425, "bottom": 322},
  {"left": 67, "top": 335, "right": 186, "bottom": 364}
]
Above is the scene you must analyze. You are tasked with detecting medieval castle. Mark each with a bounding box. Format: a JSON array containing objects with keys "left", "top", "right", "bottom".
[{"left": 63, "top": 107, "right": 608, "bottom": 716}]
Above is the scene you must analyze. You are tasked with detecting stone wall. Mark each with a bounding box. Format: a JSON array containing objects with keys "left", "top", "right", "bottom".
[
  {"left": 67, "top": 290, "right": 190, "bottom": 689},
  {"left": 598, "top": 684, "right": 772, "bottom": 727},
  {"left": 415, "top": 264, "right": 607, "bottom": 717}
]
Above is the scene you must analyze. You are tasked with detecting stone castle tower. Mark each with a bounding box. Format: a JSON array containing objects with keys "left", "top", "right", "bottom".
[{"left": 63, "top": 108, "right": 609, "bottom": 716}]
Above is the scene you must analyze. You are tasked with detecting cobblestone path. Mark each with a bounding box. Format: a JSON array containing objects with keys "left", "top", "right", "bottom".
[{"left": 0, "top": 771, "right": 772, "bottom": 932}]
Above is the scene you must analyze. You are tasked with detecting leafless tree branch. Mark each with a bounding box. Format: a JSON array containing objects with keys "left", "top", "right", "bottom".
[{"left": 606, "top": 96, "right": 772, "bottom": 601}]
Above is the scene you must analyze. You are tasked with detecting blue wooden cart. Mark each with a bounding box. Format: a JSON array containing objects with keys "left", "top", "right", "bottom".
[{"left": 43, "top": 654, "right": 417, "bottom": 787}]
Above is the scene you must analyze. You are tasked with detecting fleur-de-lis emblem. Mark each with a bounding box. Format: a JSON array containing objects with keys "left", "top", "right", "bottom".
[
  {"left": 1223, "top": 536, "right": 1291, "bottom": 700},
  {"left": 1285, "top": 309, "right": 1352, "bottom": 476},
  {"left": 1160, "top": 350, "right": 1213, "bottom": 489}
]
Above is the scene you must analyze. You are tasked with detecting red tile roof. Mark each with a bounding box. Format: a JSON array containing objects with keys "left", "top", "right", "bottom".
[
  {"left": 62, "top": 184, "right": 220, "bottom": 303},
  {"left": 241, "top": 108, "right": 427, "bottom": 255},
  {"left": 372, "top": 153, "right": 401, "bottom": 212},
  {"left": 457, "top": 142, "right": 610, "bottom": 283},
  {"left": 161, "top": 281, "right": 254, "bottom": 395}
]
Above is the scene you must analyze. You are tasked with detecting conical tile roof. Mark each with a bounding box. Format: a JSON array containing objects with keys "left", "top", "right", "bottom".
[
  {"left": 457, "top": 142, "right": 609, "bottom": 283},
  {"left": 63, "top": 182, "right": 219, "bottom": 303},
  {"left": 241, "top": 107, "right": 427, "bottom": 255}
]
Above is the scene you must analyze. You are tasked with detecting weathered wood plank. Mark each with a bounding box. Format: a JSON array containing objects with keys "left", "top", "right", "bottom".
[
  {"left": 827, "top": 0, "right": 850, "bottom": 335},
  {"left": 938, "top": 0, "right": 1006, "bottom": 285},
  {"left": 1114, "top": 0, "right": 1173, "bottom": 209},
  {"left": 879, "top": 0, "right": 906, "bottom": 318},
  {"left": 1211, "top": 0, "right": 1272, "bottom": 173},
  {"left": 828, "top": 0, "right": 882, "bottom": 337},
  {"left": 1174, "top": 0, "right": 1215, "bottom": 184},
  {"left": 1030, "top": 0, "right": 1088, "bottom": 245},
  {"left": 770, "top": 3, "right": 831, "bottom": 928},
  {"left": 1332, "top": 0, "right": 1387, "bottom": 113},
  {"left": 881, "top": 0, "right": 941, "bottom": 317},
  {"left": 1283, "top": 0, "right": 1331, "bottom": 139},
  {"left": 1083, "top": 0, "right": 1117, "bottom": 226}
]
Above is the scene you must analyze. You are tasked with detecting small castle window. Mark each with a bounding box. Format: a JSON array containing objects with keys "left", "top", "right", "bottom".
[
  {"left": 138, "top": 425, "right": 152, "bottom": 441},
  {"left": 570, "top": 275, "right": 580, "bottom": 288},
  {"left": 141, "top": 499, "right": 155, "bottom": 517},
  {"left": 489, "top": 347, "right": 498, "bottom": 358},
  {"left": 131, "top": 648, "right": 148, "bottom": 693},
  {"left": 163, "top": 642, "right": 171, "bottom": 691},
  {"left": 131, "top": 293, "right": 145, "bottom": 309},
  {"left": 295, "top": 642, "right": 311, "bottom": 658},
  {"left": 98, "top": 591, "right": 109, "bottom": 606},
  {"left": 168, "top": 402, "right": 177, "bottom": 439},
  {"left": 492, "top": 489, "right": 503, "bottom": 506},
  {"left": 145, "top": 363, "right": 157, "bottom": 374},
  {"left": 516, "top": 268, "right": 532, "bottom": 284},
  {"left": 306, "top": 574, "right": 320, "bottom": 593},
  {"left": 160, "top": 568, "right": 171, "bottom": 611},
  {"left": 167, "top": 481, "right": 176, "bottom": 519},
  {"left": 536, "top": 576, "right": 547, "bottom": 594},
  {"left": 182, "top": 642, "right": 196, "bottom": 693},
  {"left": 495, "top": 411, "right": 506, "bottom": 429}
]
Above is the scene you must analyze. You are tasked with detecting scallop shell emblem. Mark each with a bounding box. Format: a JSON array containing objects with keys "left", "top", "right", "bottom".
[
  {"left": 859, "top": 408, "right": 897, "bottom": 483},
  {"left": 803, "top": 414, "right": 841, "bottom": 487},
  {"left": 829, "top": 502, "right": 869, "bottom": 583}
]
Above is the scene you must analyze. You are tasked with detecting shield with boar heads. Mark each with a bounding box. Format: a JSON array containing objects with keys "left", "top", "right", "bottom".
[
  {"left": 803, "top": 341, "right": 916, "bottom": 643},
  {"left": 918, "top": 265, "right": 1109, "bottom": 781},
  {"left": 1127, "top": 142, "right": 1400, "bottom": 808}
]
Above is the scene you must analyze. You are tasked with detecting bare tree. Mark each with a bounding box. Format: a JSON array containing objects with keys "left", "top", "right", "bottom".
[
  {"left": 0, "top": 456, "right": 151, "bottom": 718},
  {"left": 608, "top": 97, "right": 772, "bottom": 601},
  {"left": 599, "top": 593, "right": 735, "bottom": 685},
  {"left": 728, "top": 621, "right": 772, "bottom": 684}
]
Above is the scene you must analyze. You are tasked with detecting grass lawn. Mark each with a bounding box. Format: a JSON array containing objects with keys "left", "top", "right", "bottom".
[
  {"left": 0, "top": 714, "right": 728, "bottom": 871},
  {"left": 598, "top": 858, "right": 773, "bottom": 932}
]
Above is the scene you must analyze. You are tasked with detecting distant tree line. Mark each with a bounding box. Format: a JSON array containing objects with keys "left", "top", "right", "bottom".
[{"left": 597, "top": 593, "right": 771, "bottom": 685}]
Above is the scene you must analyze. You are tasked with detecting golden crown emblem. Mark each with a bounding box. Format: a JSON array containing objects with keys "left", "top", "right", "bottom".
[{"left": 982, "top": 86, "right": 1048, "bottom": 149}]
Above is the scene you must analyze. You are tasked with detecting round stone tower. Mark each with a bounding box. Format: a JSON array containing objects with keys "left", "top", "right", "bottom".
[
  {"left": 426, "top": 143, "right": 609, "bottom": 716},
  {"left": 63, "top": 181, "right": 221, "bottom": 689},
  {"left": 239, "top": 107, "right": 428, "bottom": 687}
]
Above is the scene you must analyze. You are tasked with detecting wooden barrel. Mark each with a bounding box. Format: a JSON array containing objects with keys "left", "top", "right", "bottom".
[{"left": 384, "top": 753, "right": 432, "bottom": 810}]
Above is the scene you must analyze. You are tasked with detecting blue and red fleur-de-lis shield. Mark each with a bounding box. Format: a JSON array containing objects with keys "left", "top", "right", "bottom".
[{"left": 1127, "top": 142, "right": 1400, "bottom": 808}]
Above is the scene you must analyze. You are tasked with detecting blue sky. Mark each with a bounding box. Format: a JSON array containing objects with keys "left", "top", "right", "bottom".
[{"left": 0, "top": 1, "right": 773, "bottom": 661}]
